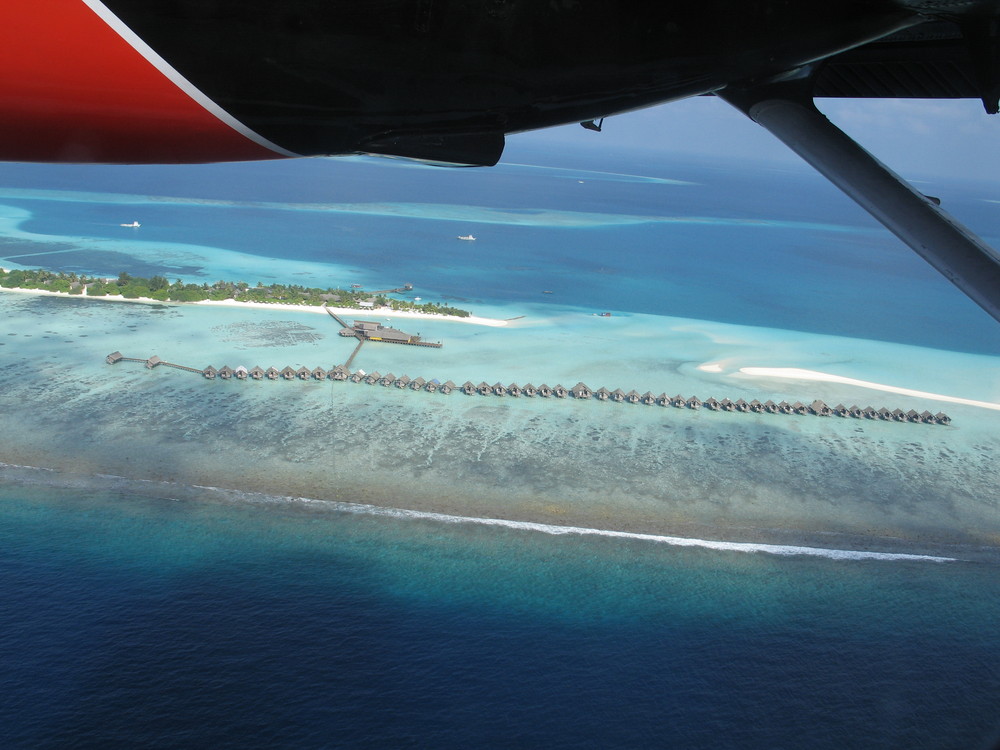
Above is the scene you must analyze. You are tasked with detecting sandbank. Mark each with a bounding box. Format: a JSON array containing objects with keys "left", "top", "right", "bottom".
[{"left": 738, "top": 366, "right": 1000, "bottom": 411}]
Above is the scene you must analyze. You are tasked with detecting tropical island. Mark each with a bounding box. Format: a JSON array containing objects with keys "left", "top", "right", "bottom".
[{"left": 0, "top": 267, "right": 472, "bottom": 318}]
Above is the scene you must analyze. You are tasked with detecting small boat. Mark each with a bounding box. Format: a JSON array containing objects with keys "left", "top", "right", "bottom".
[
  {"left": 456, "top": 234, "right": 476, "bottom": 241},
  {"left": 120, "top": 221, "right": 140, "bottom": 228},
  {"left": 542, "top": 290, "right": 553, "bottom": 294},
  {"left": 351, "top": 283, "right": 363, "bottom": 288}
]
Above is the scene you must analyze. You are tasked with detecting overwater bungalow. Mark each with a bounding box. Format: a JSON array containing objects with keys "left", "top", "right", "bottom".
[
  {"left": 734, "top": 399, "right": 750, "bottom": 413},
  {"left": 935, "top": 412, "right": 951, "bottom": 425},
  {"left": 410, "top": 377, "right": 426, "bottom": 391},
  {"left": 571, "top": 382, "right": 593, "bottom": 399},
  {"left": 811, "top": 400, "right": 831, "bottom": 416},
  {"left": 832, "top": 403, "right": 848, "bottom": 416},
  {"left": 507, "top": 383, "right": 522, "bottom": 397},
  {"left": 235, "top": 365, "right": 249, "bottom": 380},
  {"left": 595, "top": 387, "right": 611, "bottom": 401},
  {"left": 202, "top": 365, "right": 217, "bottom": 379},
  {"left": 380, "top": 372, "right": 396, "bottom": 386},
  {"left": 266, "top": 367, "right": 280, "bottom": 380},
  {"left": 218, "top": 365, "right": 234, "bottom": 380},
  {"left": 641, "top": 391, "right": 656, "bottom": 406},
  {"left": 492, "top": 382, "right": 506, "bottom": 396},
  {"left": 293, "top": 366, "right": 309, "bottom": 380},
  {"left": 461, "top": 381, "right": 476, "bottom": 395},
  {"left": 538, "top": 384, "right": 553, "bottom": 397},
  {"left": 719, "top": 398, "right": 735, "bottom": 412},
  {"left": 671, "top": 394, "right": 686, "bottom": 408},
  {"left": 625, "top": 390, "right": 640, "bottom": 404},
  {"left": 845, "top": 404, "right": 861, "bottom": 418},
  {"left": 890, "top": 408, "right": 906, "bottom": 421},
  {"left": 905, "top": 409, "right": 920, "bottom": 422},
  {"left": 763, "top": 400, "right": 778, "bottom": 413},
  {"left": 777, "top": 401, "right": 792, "bottom": 414},
  {"left": 657, "top": 393, "right": 671, "bottom": 407},
  {"left": 395, "top": 374, "right": 411, "bottom": 388},
  {"left": 703, "top": 397, "right": 720, "bottom": 411},
  {"left": 918, "top": 410, "right": 934, "bottom": 423},
  {"left": 440, "top": 380, "right": 457, "bottom": 395},
  {"left": 361, "top": 370, "right": 378, "bottom": 384},
  {"left": 553, "top": 384, "right": 568, "bottom": 398},
  {"left": 861, "top": 406, "right": 877, "bottom": 419},
  {"left": 686, "top": 396, "right": 702, "bottom": 410},
  {"left": 331, "top": 366, "right": 349, "bottom": 381},
  {"left": 250, "top": 366, "right": 265, "bottom": 380},
  {"left": 610, "top": 388, "right": 626, "bottom": 403},
  {"left": 876, "top": 407, "right": 892, "bottom": 420},
  {"left": 106, "top": 351, "right": 124, "bottom": 364},
  {"left": 522, "top": 383, "right": 538, "bottom": 397},
  {"left": 477, "top": 381, "right": 492, "bottom": 396},
  {"left": 424, "top": 379, "right": 439, "bottom": 393},
  {"left": 791, "top": 401, "right": 808, "bottom": 415},
  {"left": 749, "top": 399, "right": 763, "bottom": 413},
  {"left": 311, "top": 366, "right": 326, "bottom": 380},
  {"left": 146, "top": 355, "right": 162, "bottom": 369}
]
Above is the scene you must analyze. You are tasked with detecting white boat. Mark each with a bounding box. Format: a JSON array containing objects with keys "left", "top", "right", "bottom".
[
  {"left": 120, "top": 221, "right": 141, "bottom": 228},
  {"left": 456, "top": 234, "right": 476, "bottom": 241}
]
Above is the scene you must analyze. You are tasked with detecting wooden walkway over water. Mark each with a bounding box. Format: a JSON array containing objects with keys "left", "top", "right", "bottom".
[{"left": 105, "top": 352, "right": 953, "bottom": 427}]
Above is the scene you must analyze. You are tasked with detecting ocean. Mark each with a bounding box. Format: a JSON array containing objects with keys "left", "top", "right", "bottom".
[{"left": 1, "top": 141, "right": 999, "bottom": 748}]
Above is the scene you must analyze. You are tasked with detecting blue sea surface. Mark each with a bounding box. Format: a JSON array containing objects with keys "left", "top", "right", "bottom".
[
  {"left": 1, "top": 144, "right": 1000, "bottom": 748},
  {"left": 2, "top": 484, "right": 999, "bottom": 749}
]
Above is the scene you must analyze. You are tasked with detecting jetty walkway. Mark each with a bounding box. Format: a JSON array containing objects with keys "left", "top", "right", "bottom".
[{"left": 106, "top": 351, "right": 952, "bottom": 426}]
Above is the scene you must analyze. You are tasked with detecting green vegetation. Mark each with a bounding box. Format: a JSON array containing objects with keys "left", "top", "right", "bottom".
[{"left": 0, "top": 267, "right": 471, "bottom": 317}]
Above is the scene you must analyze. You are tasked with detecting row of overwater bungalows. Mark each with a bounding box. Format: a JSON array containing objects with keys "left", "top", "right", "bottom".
[{"left": 193, "top": 362, "right": 950, "bottom": 425}]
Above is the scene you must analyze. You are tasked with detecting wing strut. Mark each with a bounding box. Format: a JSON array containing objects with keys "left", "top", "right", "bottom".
[{"left": 718, "top": 76, "right": 1000, "bottom": 324}]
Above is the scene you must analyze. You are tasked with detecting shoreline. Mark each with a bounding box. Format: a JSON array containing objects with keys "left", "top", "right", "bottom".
[{"left": 0, "top": 285, "right": 510, "bottom": 327}]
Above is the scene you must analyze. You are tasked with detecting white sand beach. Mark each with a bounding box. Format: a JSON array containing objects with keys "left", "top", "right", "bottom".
[
  {"left": 737, "top": 367, "right": 1000, "bottom": 411},
  {"left": 0, "top": 285, "right": 509, "bottom": 327}
]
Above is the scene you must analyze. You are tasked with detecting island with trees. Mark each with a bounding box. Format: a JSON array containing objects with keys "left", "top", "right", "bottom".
[{"left": 0, "top": 267, "right": 472, "bottom": 318}]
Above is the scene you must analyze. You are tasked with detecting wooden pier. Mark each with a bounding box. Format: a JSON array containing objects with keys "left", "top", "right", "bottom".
[{"left": 106, "top": 352, "right": 953, "bottom": 426}]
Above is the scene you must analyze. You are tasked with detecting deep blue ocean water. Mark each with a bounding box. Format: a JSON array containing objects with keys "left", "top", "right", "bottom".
[{"left": 2, "top": 144, "right": 1000, "bottom": 748}]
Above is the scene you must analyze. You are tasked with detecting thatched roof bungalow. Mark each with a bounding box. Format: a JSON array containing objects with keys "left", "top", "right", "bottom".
[
  {"left": 905, "top": 409, "right": 920, "bottom": 422},
  {"left": 395, "top": 374, "right": 411, "bottom": 388},
  {"left": 146, "top": 355, "right": 162, "bottom": 369},
  {"left": 763, "top": 400, "right": 778, "bottom": 413},
  {"left": 331, "top": 366, "right": 349, "bottom": 381},
  {"left": 811, "top": 400, "right": 831, "bottom": 416},
  {"left": 522, "top": 383, "right": 537, "bottom": 397},
  {"left": 553, "top": 384, "right": 568, "bottom": 398},
  {"left": 935, "top": 412, "right": 951, "bottom": 425},
  {"left": 657, "top": 393, "right": 671, "bottom": 407},
  {"left": 440, "top": 380, "right": 457, "bottom": 395},
  {"left": 492, "top": 382, "right": 506, "bottom": 396},
  {"left": 410, "top": 377, "right": 426, "bottom": 391},
  {"left": 424, "top": 379, "right": 439, "bottom": 393},
  {"left": 203, "top": 365, "right": 217, "bottom": 379},
  {"left": 876, "top": 407, "right": 892, "bottom": 420},
  {"left": 106, "top": 351, "right": 123, "bottom": 364},
  {"left": 610, "top": 388, "right": 625, "bottom": 403},
  {"left": 235, "top": 365, "right": 249, "bottom": 380},
  {"left": 749, "top": 399, "right": 764, "bottom": 413},
  {"left": 890, "top": 408, "right": 906, "bottom": 421},
  {"left": 703, "top": 397, "right": 720, "bottom": 411},
  {"left": 462, "top": 381, "right": 476, "bottom": 395},
  {"left": 791, "top": 401, "right": 808, "bottom": 415},
  {"left": 734, "top": 399, "right": 750, "bottom": 412},
  {"left": 295, "top": 366, "right": 310, "bottom": 380},
  {"left": 571, "top": 382, "right": 593, "bottom": 399},
  {"left": 777, "top": 401, "right": 792, "bottom": 414},
  {"left": 919, "top": 410, "right": 934, "bottom": 423},
  {"left": 477, "top": 381, "right": 492, "bottom": 396},
  {"left": 507, "top": 383, "right": 522, "bottom": 397},
  {"left": 311, "top": 367, "right": 326, "bottom": 380},
  {"left": 266, "top": 367, "right": 280, "bottom": 380},
  {"left": 538, "top": 384, "right": 553, "bottom": 397},
  {"left": 250, "top": 366, "right": 265, "bottom": 380},
  {"left": 672, "top": 394, "right": 686, "bottom": 408},
  {"left": 595, "top": 387, "right": 610, "bottom": 401},
  {"left": 625, "top": 390, "right": 640, "bottom": 404},
  {"left": 218, "top": 365, "right": 235, "bottom": 380},
  {"left": 380, "top": 372, "right": 396, "bottom": 386},
  {"left": 719, "top": 398, "right": 735, "bottom": 411},
  {"left": 641, "top": 391, "right": 656, "bottom": 405},
  {"left": 686, "top": 396, "right": 702, "bottom": 410},
  {"left": 362, "top": 371, "right": 379, "bottom": 384}
]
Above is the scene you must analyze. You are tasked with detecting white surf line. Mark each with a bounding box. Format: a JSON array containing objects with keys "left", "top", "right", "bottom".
[
  {"left": 738, "top": 367, "right": 1000, "bottom": 412},
  {"left": 283, "top": 496, "right": 957, "bottom": 563}
]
